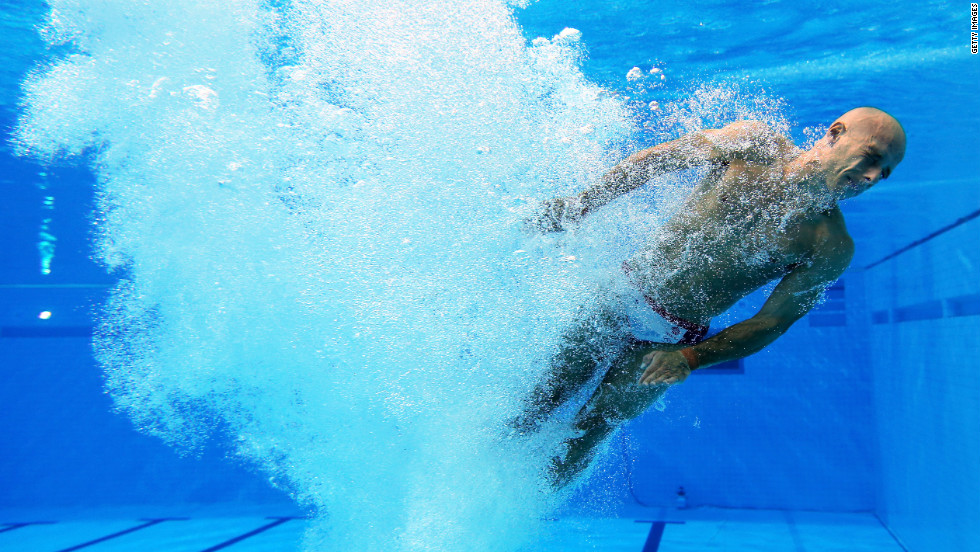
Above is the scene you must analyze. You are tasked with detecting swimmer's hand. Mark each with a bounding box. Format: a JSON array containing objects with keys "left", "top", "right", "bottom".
[
  {"left": 638, "top": 350, "right": 691, "bottom": 386},
  {"left": 523, "top": 196, "right": 587, "bottom": 233}
]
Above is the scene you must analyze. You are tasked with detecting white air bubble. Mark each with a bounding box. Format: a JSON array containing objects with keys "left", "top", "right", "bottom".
[
  {"left": 182, "top": 85, "right": 219, "bottom": 110},
  {"left": 13, "top": 1, "right": 654, "bottom": 550},
  {"left": 557, "top": 27, "right": 582, "bottom": 41}
]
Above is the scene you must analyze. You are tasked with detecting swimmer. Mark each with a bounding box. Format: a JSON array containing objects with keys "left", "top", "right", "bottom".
[{"left": 519, "top": 107, "right": 906, "bottom": 487}]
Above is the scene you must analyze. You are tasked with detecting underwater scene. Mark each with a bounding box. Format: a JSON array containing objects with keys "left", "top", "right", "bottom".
[{"left": 1, "top": 1, "right": 977, "bottom": 551}]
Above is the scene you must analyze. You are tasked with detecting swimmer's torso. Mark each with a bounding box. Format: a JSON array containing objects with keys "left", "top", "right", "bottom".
[{"left": 624, "top": 147, "right": 849, "bottom": 324}]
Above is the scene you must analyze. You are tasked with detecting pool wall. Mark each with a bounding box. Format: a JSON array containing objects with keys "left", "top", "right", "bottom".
[
  {"left": 865, "top": 175, "right": 980, "bottom": 552},
  {"left": 0, "top": 336, "right": 295, "bottom": 512}
]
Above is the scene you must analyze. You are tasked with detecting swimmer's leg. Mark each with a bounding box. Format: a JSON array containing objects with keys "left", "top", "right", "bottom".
[
  {"left": 550, "top": 339, "right": 670, "bottom": 487},
  {"left": 511, "top": 306, "right": 629, "bottom": 434}
]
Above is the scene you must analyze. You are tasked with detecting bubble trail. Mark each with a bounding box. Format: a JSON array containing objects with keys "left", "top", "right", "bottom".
[{"left": 14, "top": 0, "right": 642, "bottom": 550}]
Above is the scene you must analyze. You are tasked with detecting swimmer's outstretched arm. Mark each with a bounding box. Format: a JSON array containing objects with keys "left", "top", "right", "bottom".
[
  {"left": 639, "top": 234, "right": 854, "bottom": 385},
  {"left": 528, "top": 120, "right": 775, "bottom": 232}
]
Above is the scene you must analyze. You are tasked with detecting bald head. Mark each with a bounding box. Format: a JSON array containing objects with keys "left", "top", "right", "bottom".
[
  {"left": 818, "top": 107, "right": 906, "bottom": 200},
  {"left": 832, "top": 107, "right": 906, "bottom": 160}
]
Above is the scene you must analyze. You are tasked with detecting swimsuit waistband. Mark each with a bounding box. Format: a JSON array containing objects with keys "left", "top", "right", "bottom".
[{"left": 622, "top": 261, "right": 709, "bottom": 342}]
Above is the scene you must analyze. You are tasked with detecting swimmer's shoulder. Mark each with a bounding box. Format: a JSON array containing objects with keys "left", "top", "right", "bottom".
[
  {"left": 821, "top": 205, "right": 853, "bottom": 242},
  {"left": 701, "top": 120, "right": 792, "bottom": 165}
]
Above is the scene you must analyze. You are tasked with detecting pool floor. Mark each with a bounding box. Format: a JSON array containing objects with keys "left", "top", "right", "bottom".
[{"left": 0, "top": 508, "right": 905, "bottom": 551}]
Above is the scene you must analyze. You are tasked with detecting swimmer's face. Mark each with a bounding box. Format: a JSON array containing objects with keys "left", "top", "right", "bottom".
[{"left": 822, "top": 108, "right": 906, "bottom": 200}]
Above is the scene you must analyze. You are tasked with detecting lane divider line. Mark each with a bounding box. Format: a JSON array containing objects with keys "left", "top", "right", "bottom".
[
  {"left": 198, "top": 516, "right": 305, "bottom": 552},
  {"left": 873, "top": 513, "right": 911, "bottom": 552},
  {"left": 864, "top": 208, "right": 980, "bottom": 270},
  {"left": 634, "top": 520, "right": 684, "bottom": 552},
  {"left": 783, "top": 510, "right": 806, "bottom": 552},
  {"left": 0, "top": 521, "right": 57, "bottom": 534},
  {"left": 56, "top": 518, "right": 187, "bottom": 552}
]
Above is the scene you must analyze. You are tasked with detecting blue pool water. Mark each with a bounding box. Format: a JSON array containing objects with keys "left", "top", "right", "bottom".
[{"left": 1, "top": 1, "right": 977, "bottom": 551}]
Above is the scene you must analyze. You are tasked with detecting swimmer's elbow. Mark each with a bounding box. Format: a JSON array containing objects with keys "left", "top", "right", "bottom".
[
  {"left": 725, "top": 314, "right": 796, "bottom": 357},
  {"left": 643, "top": 131, "right": 723, "bottom": 169},
  {"left": 773, "top": 314, "right": 803, "bottom": 335},
  {"left": 754, "top": 312, "right": 802, "bottom": 337},
  {"left": 623, "top": 120, "right": 781, "bottom": 176},
  {"left": 728, "top": 120, "right": 771, "bottom": 135},
  {"left": 709, "top": 120, "right": 785, "bottom": 163}
]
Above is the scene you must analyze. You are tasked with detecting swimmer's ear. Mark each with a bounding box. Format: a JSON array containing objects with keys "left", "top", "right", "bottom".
[{"left": 827, "top": 121, "right": 846, "bottom": 145}]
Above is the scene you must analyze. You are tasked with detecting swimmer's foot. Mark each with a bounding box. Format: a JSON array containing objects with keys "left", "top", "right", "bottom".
[
  {"left": 548, "top": 452, "right": 592, "bottom": 489},
  {"left": 503, "top": 412, "right": 547, "bottom": 438},
  {"left": 547, "top": 429, "right": 604, "bottom": 488},
  {"left": 504, "top": 401, "right": 564, "bottom": 438}
]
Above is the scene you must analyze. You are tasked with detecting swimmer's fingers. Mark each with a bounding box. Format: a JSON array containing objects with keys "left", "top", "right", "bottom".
[
  {"left": 522, "top": 198, "right": 565, "bottom": 233},
  {"left": 638, "top": 355, "right": 666, "bottom": 385},
  {"left": 651, "top": 370, "right": 682, "bottom": 386},
  {"left": 639, "top": 352, "right": 689, "bottom": 386},
  {"left": 639, "top": 350, "right": 659, "bottom": 372},
  {"left": 640, "top": 351, "right": 668, "bottom": 385},
  {"left": 638, "top": 355, "right": 656, "bottom": 384},
  {"left": 651, "top": 370, "right": 677, "bottom": 385},
  {"left": 638, "top": 366, "right": 656, "bottom": 385},
  {"left": 523, "top": 197, "right": 586, "bottom": 234}
]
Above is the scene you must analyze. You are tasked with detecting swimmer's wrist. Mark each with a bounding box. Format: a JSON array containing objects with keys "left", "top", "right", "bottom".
[{"left": 680, "top": 347, "right": 699, "bottom": 371}]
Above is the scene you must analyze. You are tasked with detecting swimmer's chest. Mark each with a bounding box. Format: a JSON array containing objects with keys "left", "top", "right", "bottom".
[{"left": 677, "top": 161, "right": 820, "bottom": 270}]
